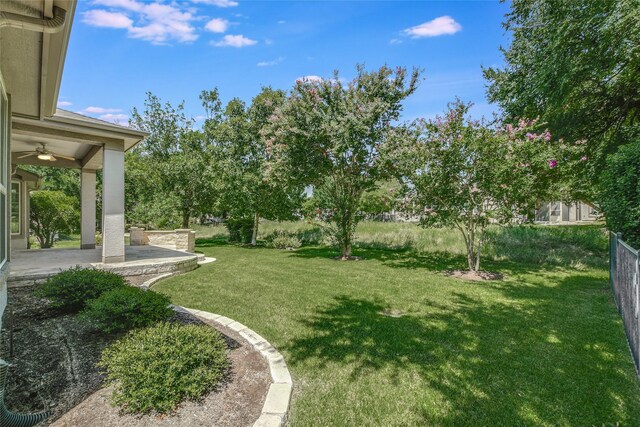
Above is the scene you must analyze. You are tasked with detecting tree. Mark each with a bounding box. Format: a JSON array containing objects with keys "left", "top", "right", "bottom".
[
  {"left": 386, "top": 101, "right": 582, "bottom": 272},
  {"left": 129, "top": 93, "right": 217, "bottom": 229},
  {"left": 484, "top": 0, "right": 640, "bottom": 198},
  {"left": 202, "top": 87, "right": 304, "bottom": 245},
  {"left": 265, "top": 65, "right": 420, "bottom": 259},
  {"left": 30, "top": 190, "right": 79, "bottom": 248},
  {"left": 359, "top": 180, "right": 400, "bottom": 220},
  {"left": 598, "top": 141, "right": 640, "bottom": 248}
]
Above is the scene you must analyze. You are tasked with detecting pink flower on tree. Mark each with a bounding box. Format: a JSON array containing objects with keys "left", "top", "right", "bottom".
[
  {"left": 526, "top": 132, "right": 535, "bottom": 140},
  {"left": 548, "top": 159, "right": 558, "bottom": 169},
  {"left": 544, "top": 131, "right": 551, "bottom": 141},
  {"left": 581, "top": 155, "right": 588, "bottom": 161}
]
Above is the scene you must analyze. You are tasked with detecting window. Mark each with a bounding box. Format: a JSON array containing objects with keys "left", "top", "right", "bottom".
[
  {"left": 550, "top": 203, "right": 561, "bottom": 217},
  {"left": 10, "top": 182, "right": 19, "bottom": 234},
  {"left": 0, "top": 82, "right": 8, "bottom": 267}
]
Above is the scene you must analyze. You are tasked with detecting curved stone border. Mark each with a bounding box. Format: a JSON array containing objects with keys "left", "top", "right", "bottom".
[
  {"left": 139, "top": 257, "right": 215, "bottom": 289},
  {"left": 174, "top": 306, "right": 292, "bottom": 427}
]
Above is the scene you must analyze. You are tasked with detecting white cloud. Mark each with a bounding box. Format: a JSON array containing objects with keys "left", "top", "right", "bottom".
[
  {"left": 403, "top": 16, "right": 462, "bottom": 38},
  {"left": 191, "top": 0, "right": 239, "bottom": 7},
  {"left": 389, "top": 38, "right": 402, "bottom": 45},
  {"left": 277, "top": 20, "right": 286, "bottom": 24},
  {"left": 99, "top": 113, "right": 129, "bottom": 124},
  {"left": 257, "top": 57, "right": 284, "bottom": 67},
  {"left": 83, "top": 0, "right": 198, "bottom": 44},
  {"left": 296, "top": 75, "right": 323, "bottom": 83},
  {"left": 57, "top": 101, "right": 72, "bottom": 108},
  {"left": 82, "top": 106, "right": 122, "bottom": 114},
  {"left": 94, "top": 0, "right": 143, "bottom": 11},
  {"left": 212, "top": 34, "right": 257, "bottom": 47},
  {"left": 204, "top": 18, "right": 229, "bottom": 33},
  {"left": 82, "top": 10, "right": 132, "bottom": 28}
]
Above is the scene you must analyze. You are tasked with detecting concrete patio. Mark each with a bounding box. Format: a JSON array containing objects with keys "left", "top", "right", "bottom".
[{"left": 9, "top": 245, "right": 202, "bottom": 287}]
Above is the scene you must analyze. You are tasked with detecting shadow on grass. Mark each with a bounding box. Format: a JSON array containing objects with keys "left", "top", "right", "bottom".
[
  {"left": 283, "top": 279, "right": 638, "bottom": 425},
  {"left": 289, "top": 246, "right": 557, "bottom": 277},
  {"left": 290, "top": 246, "right": 465, "bottom": 271}
]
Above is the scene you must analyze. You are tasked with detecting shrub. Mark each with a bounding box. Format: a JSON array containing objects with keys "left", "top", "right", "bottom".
[
  {"left": 99, "top": 323, "right": 229, "bottom": 414},
  {"left": 35, "top": 267, "right": 127, "bottom": 312},
  {"left": 81, "top": 287, "right": 173, "bottom": 333},
  {"left": 598, "top": 142, "right": 640, "bottom": 248},
  {"left": 225, "top": 218, "right": 254, "bottom": 244},
  {"left": 266, "top": 230, "right": 302, "bottom": 250}
]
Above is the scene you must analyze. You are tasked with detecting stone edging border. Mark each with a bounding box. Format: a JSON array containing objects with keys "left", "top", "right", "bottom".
[{"left": 174, "top": 306, "right": 292, "bottom": 427}]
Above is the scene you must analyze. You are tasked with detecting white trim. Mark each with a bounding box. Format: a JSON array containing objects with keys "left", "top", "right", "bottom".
[{"left": 10, "top": 181, "right": 20, "bottom": 235}]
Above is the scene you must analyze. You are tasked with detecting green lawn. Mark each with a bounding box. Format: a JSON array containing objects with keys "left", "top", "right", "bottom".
[{"left": 155, "top": 223, "right": 640, "bottom": 426}]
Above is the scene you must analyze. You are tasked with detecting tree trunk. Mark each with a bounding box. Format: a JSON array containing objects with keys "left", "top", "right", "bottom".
[
  {"left": 466, "top": 228, "right": 475, "bottom": 272},
  {"left": 181, "top": 211, "right": 190, "bottom": 229},
  {"left": 341, "top": 239, "right": 352, "bottom": 259},
  {"left": 250, "top": 212, "right": 259, "bottom": 246},
  {"left": 474, "top": 233, "right": 484, "bottom": 272}
]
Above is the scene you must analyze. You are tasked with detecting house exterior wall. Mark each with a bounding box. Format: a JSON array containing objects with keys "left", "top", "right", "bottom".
[
  {"left": 0, "top": 73, "right": 10, "bottom": 333},
  {"left": 535, "top": 201, "right": 599, "bottom": 224}
]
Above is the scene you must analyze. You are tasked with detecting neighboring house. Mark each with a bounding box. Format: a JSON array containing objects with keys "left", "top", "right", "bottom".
[
  {"left": 0, "top": 0, "right": 146, "bottom": 331},
  {"left": 10, "top": 167, "right": 40, "bottom": 250},
  {"left": 535, "top": 201, "right": 600, "bottom": 224}
]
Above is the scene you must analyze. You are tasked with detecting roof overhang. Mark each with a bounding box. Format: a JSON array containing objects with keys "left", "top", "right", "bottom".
[
  {"left": 0, "top": 0, "right": 76, "bottom": 119},
  {"left": 11, "top": 111, "right": 147, "bottom": 170},
  {"left": 12, "top": 167, "right": 40, "bottom": 184}
]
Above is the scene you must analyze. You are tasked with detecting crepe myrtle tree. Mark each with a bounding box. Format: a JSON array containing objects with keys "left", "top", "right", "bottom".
[
  {"left": 385, "top": 101, "right": 584, "bottom": 272},
  {"left": 265, "top": 65, "right": 420, "bottom": 259}
]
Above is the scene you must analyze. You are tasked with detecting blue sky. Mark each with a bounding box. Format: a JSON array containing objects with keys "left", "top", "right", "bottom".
[{"left": 58, "top": 0, "right": 511, "bottom": 126}]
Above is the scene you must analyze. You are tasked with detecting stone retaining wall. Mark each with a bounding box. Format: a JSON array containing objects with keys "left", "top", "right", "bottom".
[{"left": 130, "top": 228, "right": 196, "bottom": 253}]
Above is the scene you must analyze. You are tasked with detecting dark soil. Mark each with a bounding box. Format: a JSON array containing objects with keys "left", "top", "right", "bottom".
[
  {"left": 3, "top": 287, "right": 117, "bottom": 420},
  {"left": 4, "top": 287, "right": 271, "bottom": 427}
]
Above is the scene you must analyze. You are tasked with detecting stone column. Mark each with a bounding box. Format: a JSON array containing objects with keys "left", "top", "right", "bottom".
[
  {"left": 129, "top": 227, "right": 146, "bottom": 246},
  {"left": 175, "top": 229, "right": 195, "bottom": 252},
  {"left": 102, "top": 146, "right": 125, "bottom": 263},
  {"left": 80, "top": 169, "right": 97, "bottom": 249}
]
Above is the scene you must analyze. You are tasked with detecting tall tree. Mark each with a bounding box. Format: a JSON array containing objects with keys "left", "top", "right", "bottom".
[
  {"left": 386, "top": 101, "right": 583, "bottom": 272},
  {"left": 484, "top": 0, "right": 640, "bottom": 198},
  {"left": 265, "top": 65, "right": 420, "bottom": 259},
  {"left": 129, "top": 93, "right": 216, "bottom": 229},
  {"left": 202, "top": 87, "right": 304, "bottom": 245}
]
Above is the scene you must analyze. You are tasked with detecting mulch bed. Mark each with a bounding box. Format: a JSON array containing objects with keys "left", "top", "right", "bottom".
[{"left": 5, "top": 286, "right": 271, "bottom": 427}]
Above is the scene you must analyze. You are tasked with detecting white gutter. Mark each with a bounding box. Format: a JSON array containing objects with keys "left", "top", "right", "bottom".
[{"left": 0, "top": 4, "right": 66, "bottom": 33}]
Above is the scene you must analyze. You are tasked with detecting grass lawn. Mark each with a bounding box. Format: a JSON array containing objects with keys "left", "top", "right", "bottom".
[{"left": 155, "top": 223, "right": 640, "bottom": 426}]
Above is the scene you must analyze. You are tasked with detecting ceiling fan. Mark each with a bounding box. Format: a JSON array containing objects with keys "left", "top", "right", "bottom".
[{"left": 14, "top": 143, "right": 75, "bottom": 162}]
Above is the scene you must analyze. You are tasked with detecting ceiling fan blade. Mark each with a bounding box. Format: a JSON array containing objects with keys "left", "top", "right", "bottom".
[
  {"left": 16, "top": 152, "right": 36, "bottom": 159},
  {"left": 51, "top": 153, "right": 76, "bottom": 161}
]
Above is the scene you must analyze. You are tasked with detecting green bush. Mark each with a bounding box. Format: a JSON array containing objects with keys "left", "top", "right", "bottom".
[
  {"left": 99, "top": 323, "right": 229, "bottom": 414},
  {"left": 598, "top": 142, "right": 640, "bottom": 248},
  {"left": 35, "top": 267, "right": 127, "bottom": 312},
  {"left": 30, "top": 190, "right": 80, "bottom": 249},
  {"left": 225, "top": 217, "right": 254, "bottom": 243},
  {"left": 81, "top": 287, "right": 173, "bottom": 333},
  {"left": 266, "top": 230, "right": 302, "bottom": 250}
]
